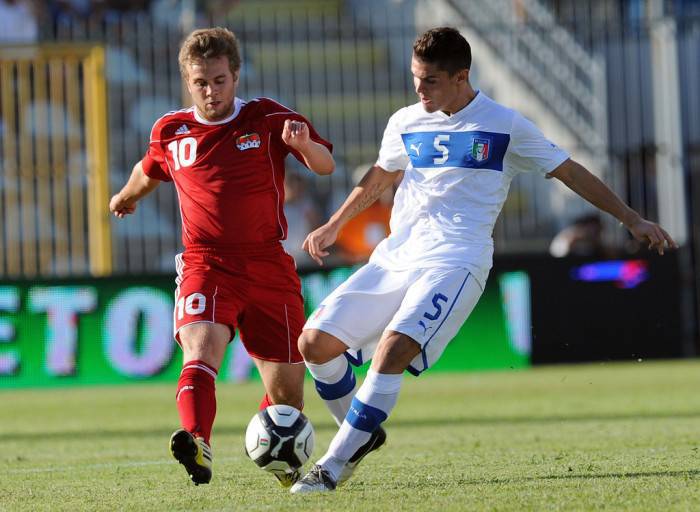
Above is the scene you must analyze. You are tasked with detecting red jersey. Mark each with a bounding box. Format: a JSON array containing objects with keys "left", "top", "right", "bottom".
[{"left": 141, "top": 97, "right": 332, "bottom": 250}]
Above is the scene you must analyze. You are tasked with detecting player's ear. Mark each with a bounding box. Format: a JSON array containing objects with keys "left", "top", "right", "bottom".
[{"left": 456, "top": 68, "right": 469, "bottom": 84}]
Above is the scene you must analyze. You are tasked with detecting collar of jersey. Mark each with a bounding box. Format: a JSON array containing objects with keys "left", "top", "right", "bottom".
[
  {"left": 434, "top": 89, "right": 482, "bottom": 119},
  {"left": 193, "top": 97, "right": 243, "bottom": 125}
]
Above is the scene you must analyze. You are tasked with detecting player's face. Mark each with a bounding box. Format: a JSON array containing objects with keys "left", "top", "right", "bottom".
[
  {"left": 185, "top": 56, "right": 238, "bottom": 121},
  {"left": 411, "top": 56, "right": 468, "bottom": 114}
]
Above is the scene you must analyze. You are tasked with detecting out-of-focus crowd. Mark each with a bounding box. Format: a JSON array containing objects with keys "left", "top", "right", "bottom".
[{"left": 0, "top": 0, "right": 244, "bottom": 43}]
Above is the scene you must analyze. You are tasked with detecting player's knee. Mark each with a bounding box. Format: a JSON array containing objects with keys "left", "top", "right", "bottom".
[
  {"left": 180, "top": 338, "right": 206, "bottom": 360},
  {"left": 297, "top": 330, "right": 327, "bottom": 363}
]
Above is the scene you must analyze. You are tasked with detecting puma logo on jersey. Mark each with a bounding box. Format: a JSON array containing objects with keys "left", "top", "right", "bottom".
[
  {"left": 410, "top": 142, "right": 422, "bottom": 155},
  {"left": 175, "top": 124, "right": 190, "bottom": 135},
  {"left": 236, "top": 133, "right": 262, "bottom": 150},
  {"left": 418, "top": 320, "right": 433, "bottom": 336}
]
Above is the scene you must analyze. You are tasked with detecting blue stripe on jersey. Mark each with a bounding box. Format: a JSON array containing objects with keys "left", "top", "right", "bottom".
[
  {"left": 401, "top": 131, "right": 510, "bottom": 171},
  {"left": 346, "top": 397, "right": 388, "bottom": 433},
  {"left": 314, "top": 364, "right": 356, "bottom": 400}
]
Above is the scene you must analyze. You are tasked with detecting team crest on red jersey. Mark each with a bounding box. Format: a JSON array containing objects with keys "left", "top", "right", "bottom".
[{"left": 236, "top": 133, "right": 262, "bottom": 151}]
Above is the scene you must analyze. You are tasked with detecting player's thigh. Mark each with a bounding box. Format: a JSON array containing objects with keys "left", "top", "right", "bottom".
[
  {"left": 238, "top": 284, "right": 306, "bottom": 363},
  {"left": 304, "top": 263, "right": 411, "bottom": 351},
  {"left": 388, "top": 267, "right": 484, "bottom": 374},
  {"left": 253, "top": 358, "right": 305, "bottom": 408},
  {"left": 173, "top": 264, "right": 238, "bottom": 349}
]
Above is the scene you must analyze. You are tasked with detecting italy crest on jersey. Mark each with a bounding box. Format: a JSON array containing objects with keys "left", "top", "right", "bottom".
[
  {"left": 471, "top": 138, "right": 490, "bottom": 162},
  {"left": 236, "top": 133, "right": 262, "bottom": 151}
]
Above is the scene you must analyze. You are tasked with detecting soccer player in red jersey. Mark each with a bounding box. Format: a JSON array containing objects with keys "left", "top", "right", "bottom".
[{"left": 109, "top": 27, "right": 334, "bottom": 487}]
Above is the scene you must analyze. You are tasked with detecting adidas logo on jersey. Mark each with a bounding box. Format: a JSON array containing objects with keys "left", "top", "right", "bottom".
[
  {"left": 236, "top": 133, "right": 262, "bottom": 151},
  {"left": 175, "top": 124, "right": 190, "bottom": 135}
]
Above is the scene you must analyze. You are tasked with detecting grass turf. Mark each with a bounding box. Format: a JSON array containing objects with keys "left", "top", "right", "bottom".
[{"left": 2, "top": 359, "right": 700, "bottom": 511}]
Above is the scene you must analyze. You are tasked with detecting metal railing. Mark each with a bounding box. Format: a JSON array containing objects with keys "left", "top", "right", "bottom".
[
  {"left": 0, "top": 0, "right": 695, "bottom": 278},
  {"left": 446, "top": 0, "right": 607, "bottom": 156},
  {"left": 0, "top": 44, "right": 111, "bottom": 278}
]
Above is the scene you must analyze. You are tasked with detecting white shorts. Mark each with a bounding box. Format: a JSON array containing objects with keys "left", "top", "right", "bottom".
[{"left": 304, "top": 263, "right": 484, "bottom": 375}]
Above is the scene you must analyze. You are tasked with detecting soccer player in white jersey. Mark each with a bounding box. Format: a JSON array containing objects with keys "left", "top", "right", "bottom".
[{"left": 290, "top": 27, "right": 677, "bottom": 493}]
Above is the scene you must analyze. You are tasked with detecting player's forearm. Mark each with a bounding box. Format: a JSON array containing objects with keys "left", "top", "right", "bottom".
[
  {"left": 327, "top": 165, "right": 395, "bottom": 229},
  {"left": 297, "top": 141, "right": 335, "bottom": 175},
  {"left": 118, "top": 161, "right": 160, "bottom": 202},
  {"left": 552, "top": 159, "right": 641, "bottom": 228}
]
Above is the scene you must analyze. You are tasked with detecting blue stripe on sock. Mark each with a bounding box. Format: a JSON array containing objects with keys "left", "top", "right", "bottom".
[
  {"left": 314, "top": 363, "right": 356, "bottom": 400},
  {"left": 345, "top": 397, "right": 387, "bottom": 433}
]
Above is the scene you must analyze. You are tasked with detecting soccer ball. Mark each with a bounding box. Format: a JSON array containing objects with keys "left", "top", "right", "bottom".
[{"left": 245, "top": 404, "right": 314, "bottom": 476}]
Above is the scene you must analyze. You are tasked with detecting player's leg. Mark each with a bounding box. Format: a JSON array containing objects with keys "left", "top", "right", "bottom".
[
  {"left": 247, "top": 358, "right": 306, "bottom": 487},
  {"left": 237, "top": 253, "right": 310, "bottom": 487},
  {"left": 299, "top": 263, "right": 409, "bottom": 427},
  {"left": 298, "top": 329, "right": 355, "bottom": 426},
  {"left": 297, "top": 330, "right": 417, "bottom": 490},
  {"left": 292, "top": 267, "right": 483, "bottom": 493},
  {"left": 170, "top": 253, "right": 239, "bottom": 485},
  {"left": 176, "top": 322, "right": 231, "bottom": 443},
  {"left": 237, "top": 293, "right": 307, "bottom": 412},
  {"left": 252, "top": 358, "right": 305, "bottom": 409},
  {"left": 171, "top": 321, "right": 231, "bottom": 485}
]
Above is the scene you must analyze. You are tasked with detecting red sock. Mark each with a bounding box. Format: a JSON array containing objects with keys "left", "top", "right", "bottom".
[
  {"left": 258, "top": 393, "right": 304, "bottom": 411},
  {"left": 259, "top": 393, "right": 273, "bottom": 411},
  {"left": 176, "top": 360, "right": 218, "bottom": 444}
]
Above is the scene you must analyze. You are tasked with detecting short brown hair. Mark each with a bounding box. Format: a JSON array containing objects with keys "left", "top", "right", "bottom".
[
  {"left": 413, "top": 27, "right": 471, "bottom": 75},
  {"left": 178, "top": 27, "right": 241, "bottom": 78}
]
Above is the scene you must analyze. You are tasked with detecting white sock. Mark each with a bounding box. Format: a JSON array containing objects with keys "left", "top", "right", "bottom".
[
  {"left": 317, "top": 369, "right": 402, "bottom": 481},
  {"left": 306, "top": 355, "right": 357, "bottom": 426}
]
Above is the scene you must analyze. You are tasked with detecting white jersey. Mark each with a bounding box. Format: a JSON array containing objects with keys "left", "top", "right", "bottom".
[{"left": 371, "top": 91, "right": 569, "bottom": 286}]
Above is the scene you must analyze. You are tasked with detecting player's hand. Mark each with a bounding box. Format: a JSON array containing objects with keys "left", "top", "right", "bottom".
[
  {"left": 282, "top": 119, "right": 310, "bottom": 149},
  {"left": 302, "top": 222, "right": 340, "bottom": 266},
  {"left": 627, "top": 218, "right": 678, "bottom": 255},
  {"left": 109, "top": 194, "right": 137, "bottom": 218}
]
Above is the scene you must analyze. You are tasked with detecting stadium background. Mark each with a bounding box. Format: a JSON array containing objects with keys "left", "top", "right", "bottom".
[
  {"left": 3, "top": 2, "right": 700, "bottom": 511},
  {"left": 0, "top": 0, "right": 698, "bottom": 386}
]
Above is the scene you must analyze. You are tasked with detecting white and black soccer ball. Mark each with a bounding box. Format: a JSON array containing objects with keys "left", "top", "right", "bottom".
[{"left": 245, "top": 404, "right": 314, "bottom": 475}]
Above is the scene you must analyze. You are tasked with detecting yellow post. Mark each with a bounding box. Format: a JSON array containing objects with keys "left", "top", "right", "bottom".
[
  {"left": 0, "top": 61, "right": 19, "bottom": 275},
  {"left": 49, "top": 58, "right": 69, "bottom": 276},
  {"left": 84, "top": 46, "right": 112, "bottom": 276},
  {"left": 33, "top": 58, "right": 53, "bottom": 275},
  {"left": 0, "top": 43, "right": 112, "bottom": 278}
]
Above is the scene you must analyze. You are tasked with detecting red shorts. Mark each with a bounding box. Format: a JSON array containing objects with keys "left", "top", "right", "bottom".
[{"left": 173, "top": 244, "right": 304, "bottom": 363}]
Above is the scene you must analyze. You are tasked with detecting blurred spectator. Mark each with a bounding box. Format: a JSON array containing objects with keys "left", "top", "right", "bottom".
[
  {"left": 0, "top": 0, "right": 39, "bottom": 43},
  {"left": 282, "top": 170, "right": 322, "bottom": 268},
  {"left": 549, "top": 213, "right": 613, "bottom": 258},
  {"left": 49, "top": 0, "right": 152, "bottom": 23},
  {"left": 150, "top": 0, "right": 239, "bottom": 29},
  {"left": 334, "top": 166, "right": 401, "bottom": 265},
  {"left": 49, "top": 0, "right": 91, "bottom": 19}
]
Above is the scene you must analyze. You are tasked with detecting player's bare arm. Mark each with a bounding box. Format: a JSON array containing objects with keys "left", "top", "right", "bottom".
[
  {"left": 109, "top": 160, "right": 161, "bottom": 218},
  {"left": 303, "top": 165, "right": 397, "bottom": 265},
  {"left": 549, "top": 159, "right": 678, "bottom": 255},
  {"left": 282, "top": 119, "right": 335, "bottom": 175}
]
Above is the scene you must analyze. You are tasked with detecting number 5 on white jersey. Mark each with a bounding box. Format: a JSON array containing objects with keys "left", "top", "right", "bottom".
[{"left": 433, "top": 134, "right": 450, "bottom": 164}]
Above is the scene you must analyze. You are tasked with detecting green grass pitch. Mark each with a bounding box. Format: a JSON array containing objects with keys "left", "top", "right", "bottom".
[{"left": 3, "top": 360, "right": 700, "bottom": 511}]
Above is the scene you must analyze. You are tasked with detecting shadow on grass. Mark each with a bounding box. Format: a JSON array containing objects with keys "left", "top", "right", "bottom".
[
  {"left": 457, "top": 469, "right": 700, "bottom": 486},
  {"left": 5, "top": 409, "right": 700, "bottom": 443}
]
